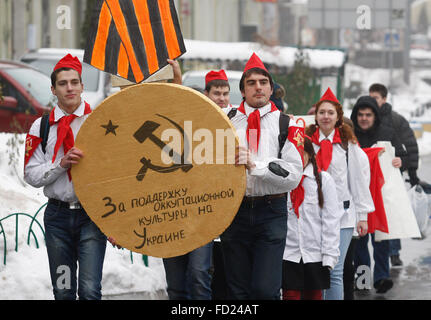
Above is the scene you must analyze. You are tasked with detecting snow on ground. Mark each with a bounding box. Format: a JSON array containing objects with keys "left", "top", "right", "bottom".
[{"left": 0, "top": 133, "right": 167, "bottom": 300}]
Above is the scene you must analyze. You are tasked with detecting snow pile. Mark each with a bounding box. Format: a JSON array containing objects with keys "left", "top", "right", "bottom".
[
  {"left": 418, "top": 132, "right": 431, "bottom": 157},
  {"left": 411, "top": 49, "right": 431, "bottom": 60},
  {"left": 0, "top": 133, "right": 167, "bottom": 299},
  {"left": 183, "top": 39, "right": 346, "bottom": 69}
]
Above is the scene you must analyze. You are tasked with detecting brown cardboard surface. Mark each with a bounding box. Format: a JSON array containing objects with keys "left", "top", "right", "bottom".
[{"left": 72, "top": 83, "right": 246, "bottom": 257}]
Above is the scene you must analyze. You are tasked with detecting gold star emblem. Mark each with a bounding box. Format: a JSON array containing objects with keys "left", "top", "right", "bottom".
[
  {"left": 25, "top": 138, "right": 32, "bottom": 157},
  {"left": 293, "top": 132, "right": 304, "bottom": 147}
]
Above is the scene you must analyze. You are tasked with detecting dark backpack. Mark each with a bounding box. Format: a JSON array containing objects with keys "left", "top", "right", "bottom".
[
  {"left": 227, "top": 108, "right": 290, "bottom": 158},
  {"left": 39, "top": 113, "right": 51, "bottom": 154}
]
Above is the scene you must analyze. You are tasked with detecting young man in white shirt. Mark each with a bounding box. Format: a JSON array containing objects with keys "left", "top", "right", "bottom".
[
  {"left": 24, "top": 54, "right": 110, "bottom": 300},
  {"left": 220, "top": 53, "right": 303, "bottom": 300}
]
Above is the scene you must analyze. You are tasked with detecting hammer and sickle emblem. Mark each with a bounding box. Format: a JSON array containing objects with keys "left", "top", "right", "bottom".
[
  {"left": 293, "top": 130, "right": 304, "bottom": 147},
  {"left": 25, "top": 138, "right": 33, "bottom": 157},
  {"left": 133, "top": 114, "right": 193, "bottom": 181}
]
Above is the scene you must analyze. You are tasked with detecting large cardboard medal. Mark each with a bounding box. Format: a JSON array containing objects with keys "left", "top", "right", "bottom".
[{"left": 72, "top": 83, "right": 246, "bottom": 258}]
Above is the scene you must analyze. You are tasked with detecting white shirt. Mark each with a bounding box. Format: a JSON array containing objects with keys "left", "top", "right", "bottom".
[
  {"left": 24, "top": 101, "right": 90, "bottom": 202},
  {"left": 224, "top": 102, "right": 303, "bottom": 196},
  {"left": 312, "top": 129, "right": 375, "bottom": 229},
  {"left": 284, "top": 165, "right": 340, "bottom": 269}
]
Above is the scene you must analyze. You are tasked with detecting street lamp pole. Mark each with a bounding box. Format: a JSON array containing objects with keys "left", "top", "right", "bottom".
[{"left": 404, "top": 0, "right": 412, "bottom": 85}]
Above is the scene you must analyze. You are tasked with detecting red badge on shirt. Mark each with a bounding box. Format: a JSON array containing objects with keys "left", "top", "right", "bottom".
[
  {"left": 287, "top": 125, "right": 305, "bottom": 164},
  {"left": 24, "top": 134, "right": 42, "bottom": 168}
]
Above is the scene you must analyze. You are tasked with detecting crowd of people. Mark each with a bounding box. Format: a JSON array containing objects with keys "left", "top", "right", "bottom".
[{"left": 23, "top": 52, "right": 422, "bottom": 300}]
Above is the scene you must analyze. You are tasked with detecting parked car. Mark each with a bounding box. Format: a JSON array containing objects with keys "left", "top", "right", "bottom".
[
  {"left": 182, "top": 70, "right": 243, "bottom": 107},
  {"left": 411, "top": 34, "right": 431, "bottom": 50},
  {"left": 0, "top": 60, "right": 52, "bottom": 133},
  {"left": 20, "top": 48, "right": 118, "bottom": 109}
]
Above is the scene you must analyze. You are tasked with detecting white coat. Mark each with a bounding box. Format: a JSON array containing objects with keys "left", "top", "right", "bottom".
[
  {"left": 224, "top": 102, "right": 303, "bottom": 196},
  {"left": 312, "top": 129, "right": 375, "bottom": 229},
  {"left": 283, "top": 164, "right": 340, "bottom": 269}
]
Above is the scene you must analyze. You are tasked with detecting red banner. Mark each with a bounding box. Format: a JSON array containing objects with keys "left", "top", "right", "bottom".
[{"left": 363, "top": 147, "right": 389, "bottom": 234}]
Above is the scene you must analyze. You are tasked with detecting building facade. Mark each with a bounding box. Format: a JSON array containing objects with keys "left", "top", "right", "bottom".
[
  {"left": 0, "top": 0, "right": 86, "bottom": 60},
  {"left": 0, "top": 0, "right": 307, "bottom": 60}
]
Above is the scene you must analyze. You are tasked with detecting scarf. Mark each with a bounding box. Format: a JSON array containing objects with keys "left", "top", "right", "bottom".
[
  {"left": 49, "top": 102, "right": 91, "bottom": 180},
  {"left": 290, "top": 176, "right": 305, "bottom": 218},
  {"left": 311, "top": 128, "right": 342, "bottom": 171},
  {"left": 237, "top": 101, "right": 278, "bottom": 153}
]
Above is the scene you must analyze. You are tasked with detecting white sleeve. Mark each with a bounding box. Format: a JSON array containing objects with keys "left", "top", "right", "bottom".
[
  {"left": 321, "top": 172, "right": 341, "bottom": 269},
  {"left": 249, "top": 140, "right": 303, "bottom": 192},
  {"left": 348, "top": 142, "right": 375, "bottom": 221},
  {"left": 23, "top": 119, "right": 66, "bottom": 188}
]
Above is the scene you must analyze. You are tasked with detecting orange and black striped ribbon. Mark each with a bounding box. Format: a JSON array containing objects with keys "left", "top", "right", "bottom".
[{"left": 84, "top": 0, "right": 186, "bottom": 83}]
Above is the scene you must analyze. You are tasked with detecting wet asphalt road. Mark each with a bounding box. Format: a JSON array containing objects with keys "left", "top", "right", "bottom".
[
  {"left": 355, "top": 154, "right": 431, "bottom": 300},
  {"left": 354, "top": 237, "right": 431, "bottom": 300}
]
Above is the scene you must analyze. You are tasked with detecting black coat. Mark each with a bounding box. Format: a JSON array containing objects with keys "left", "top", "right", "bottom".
[
  {"left": 351, "top": 96, "right": 409, "bottom": 171},
  {"left": 378, "top": 102, "right": 419, "bottom": 171}
]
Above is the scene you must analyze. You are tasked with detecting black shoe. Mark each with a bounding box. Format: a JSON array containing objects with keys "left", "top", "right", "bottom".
[
  {"left": 390, "top": 255, "right": 403, "bottom": 267},
  {"left": 374, "top": 279, "right": 393, "bottom": 294}
]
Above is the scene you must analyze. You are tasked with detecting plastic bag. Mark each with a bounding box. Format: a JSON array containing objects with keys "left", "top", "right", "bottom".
[{"left": 408, "top": 184, "right": 430, "bottom": 238}]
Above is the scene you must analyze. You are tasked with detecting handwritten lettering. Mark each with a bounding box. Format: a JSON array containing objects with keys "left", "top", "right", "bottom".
[{"left": 134, "top": 227, "right": 186, "bottom": 249}]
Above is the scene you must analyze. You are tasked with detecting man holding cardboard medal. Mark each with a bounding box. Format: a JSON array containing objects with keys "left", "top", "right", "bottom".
[
  {"left": 220, "top": 53, "right": 303, "bottom": 300},
  {"left": 24, "top": 54, "right": 111, "bottom": 300}
]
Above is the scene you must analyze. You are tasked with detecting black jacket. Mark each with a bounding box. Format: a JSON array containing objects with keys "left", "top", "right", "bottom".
[
  {"left": 351, "top": 96, "right": 409, "bottom": 170},
  {"left": 378, "top": 102, "right": 419, "bottom": 172}
]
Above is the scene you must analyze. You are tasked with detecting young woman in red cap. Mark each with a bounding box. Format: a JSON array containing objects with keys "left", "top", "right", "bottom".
[
  {"left": 282, "top": 136, "right": 340, "bottom": 300},
  {"left": 305, "top": 88, "right": 375, "bottom": 300}
]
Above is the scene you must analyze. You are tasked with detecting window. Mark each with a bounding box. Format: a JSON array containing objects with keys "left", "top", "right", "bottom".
[
  {"left": 3, "top": 67, "right": 52, "bottom": 107},
  {"left": 0, "top": 75, "right": 34, "bottom": 114}
]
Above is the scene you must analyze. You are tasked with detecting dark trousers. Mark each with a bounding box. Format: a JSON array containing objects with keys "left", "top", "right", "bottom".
[
  {"left": 211, "top": 241, "right": 228, "bottom": 300},
  {"left": 354, "top": 233, "right": 390, "bottom": 284},
  {"left": 163, "top": 242, "right": 213, "bottom": 300},
  {"left": 44, "top": 203, "right": 107, "bottom": 300},
  {"left": 388, "top": 239, "right": 401, "bottom": 256},
  {"left": 220, "top": 196, "right": 287, "bottom": 300},
  {"left": 343, "top": 238, "right": 358, "bottom": 300}
]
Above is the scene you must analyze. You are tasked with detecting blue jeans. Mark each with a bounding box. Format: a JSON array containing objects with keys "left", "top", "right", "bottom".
[
  {"left": 44, "top": 203, "right": 107, "bottom": 300},
  {"left": 388, "top": 239, "right": 401, "bottom": 256},
  {"left": 354, "top": 234, "right": 390, "bottom": 284},
  {"left": 163, "top": 242, "right": 213, "bottom": 300},
  {"left": 220, "top": 196, "right": 287, "bottom": 300},
  {"left": 324, "top": 227, "right": 353, "bottom": 300}
]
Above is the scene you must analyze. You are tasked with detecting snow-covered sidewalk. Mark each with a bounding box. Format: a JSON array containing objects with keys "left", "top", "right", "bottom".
[{"left": 0, "top": 133, "right": 167, "bottom": 300}]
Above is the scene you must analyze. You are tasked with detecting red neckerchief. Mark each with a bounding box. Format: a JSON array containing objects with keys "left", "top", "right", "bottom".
[
  {"left": 311, "top": 128, "right": 342, "bottom": 171},
  {"left": 237, "top": 101, "right": 278, "bottom": 153},
  {"left": 49, "top": 102, "right": 91, "bottom": 180},
  {"left": 362, "top": 147, "right": 388, "bottom": 234},
  {"left": 290, "top": 175, "right": 305, "bottom": 218}
]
